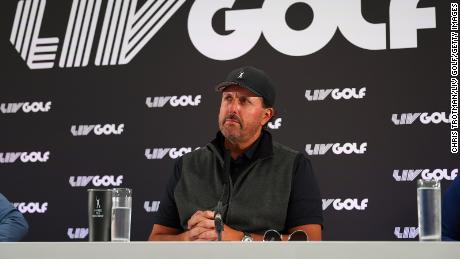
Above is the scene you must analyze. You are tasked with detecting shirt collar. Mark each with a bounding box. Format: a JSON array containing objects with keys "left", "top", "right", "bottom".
[
  {"left": 211, "top": 129, "right": 273, "bottom": 161},
  {"left": 239, "top": 133, "right": 262, "bottom": 160}
]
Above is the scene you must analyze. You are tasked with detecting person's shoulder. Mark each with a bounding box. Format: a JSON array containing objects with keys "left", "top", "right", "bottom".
[
  {"left": 0, "top": 193, "right": 17, "bottom": 218},
  {"left": 0, "top": 193, "right": 12, "bottom": 206},
  {"left": 181, "top": 145, "right": 212, "bottom": 159},
  {"left": 449, "top": 175, "right": 460, "bottom": 194},
  {"left": 272, "top": 141, "right": 300, "bottom": 156},
  {"left": 179, "top": 144, "right": 217, "bottom": 165},
  {"left": 272, "top": 141, "right": 313, "bottom": 164},
  {"left": 453, "top": 175, "right": 460, "bottom": 185}
]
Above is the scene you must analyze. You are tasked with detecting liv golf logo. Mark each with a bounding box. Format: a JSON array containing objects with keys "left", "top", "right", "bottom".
[
  {"left": 0, "top": 151, "right": 50, "bottom": 163},
  {"left": 322, "top": 198, "right": 368, "bottom": 211},
  {"left": 9, "top": 0, "right": 186, "bottom": 69},
  {"left": 394, "top": 227, "right": 418, "bottom": 239},
  {"left": 0, "top": 101, "right": 51, "bottom": 113},
  {"left": 392, "top": 112, "right": 452, "bottom": 125},
  {"left": 393, "top": 169, "right": 458, "bottom": 181},
  {"left": 268, "top": 118, "right": 282, "bottom": 130},
  {"left": 188, "top": 0, "right": 436, "bottom": 60},
  {"left": 145, "top": 147, "right": 196, "bottom": 159},
  {"left": 305, "top": 88, "right": 366, "bottom": 101},
  {"left": 306, "top": 142, "right": 367, "bottom": 156},
  {"left": 14, "top": 202, "right": 48, "bottom": 214},
  {"left": 146, "top": 95, "right": 202, "bottom": 108},
  {"left": 68, "top": 228, "right": 89, "bottom": 239},
  {"left": 144, "top": 201, "right": 160, "bottom": 212},
  {"left": 10, "top": 0, "right": 436, "bottom": 69},
  {"left": 69, "top": 175, "right": 124, "bottom": 187},
  {"left": 71, "top": 124, "right": 124, "bottom": 136}
]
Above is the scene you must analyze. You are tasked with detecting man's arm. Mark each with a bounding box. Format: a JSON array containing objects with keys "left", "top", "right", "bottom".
[
  {"left": 283, "top": 154, "right": 323, "bottom": 240},
  {"left": 148, "top": 224, "right": 185, "bottom": 241},
  {"left": 197, "top": 222, "right": 322, "bottom": 241},
  {"left": 148, "top": 158, "right": 184, "bottom": 240},
  {"left": 148, "top": 223, "right": 215, "bottom": 241}
]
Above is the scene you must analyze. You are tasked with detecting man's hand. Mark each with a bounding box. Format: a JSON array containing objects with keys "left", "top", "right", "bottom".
[
  {"left": 185, "top": 210, "right": 216, "bottom": 241},
  {"left": 196, "top": 224, "right": 244, "bottom": 241},
  {"left": 149, "top": 210, "right": 249, "bottom": 241},
  {"left": 187, "top": 210, "right": 215, "bottom": 229},
  {"left": 186, "top": 210, "right": 244, "bottom": 241}
]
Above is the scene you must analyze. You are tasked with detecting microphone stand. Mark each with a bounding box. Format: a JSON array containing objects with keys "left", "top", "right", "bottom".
[
  {"left": 214, "top": 150, "right": 231, "bottom": 241},
  {"left": 214, "top": 201, "right": 224, "bottom": 241}
]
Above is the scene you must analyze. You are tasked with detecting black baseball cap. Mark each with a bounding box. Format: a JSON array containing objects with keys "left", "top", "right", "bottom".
[{"left": 215, "top": 66, "right": 276, "bottom": 107}]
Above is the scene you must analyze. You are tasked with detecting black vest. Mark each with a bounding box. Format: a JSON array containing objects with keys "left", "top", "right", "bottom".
[{"left": 174, "top": 132, "right": 298, "bottom": 233}]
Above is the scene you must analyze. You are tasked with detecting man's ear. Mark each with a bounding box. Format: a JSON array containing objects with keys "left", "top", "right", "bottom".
[{"left": 261, "top": 107, "right": 274, "bottom": 125}]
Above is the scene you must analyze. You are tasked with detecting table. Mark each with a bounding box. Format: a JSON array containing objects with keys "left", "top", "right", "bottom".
[{"left": 1, "top": 241, "right": 459, "bottom": 259}]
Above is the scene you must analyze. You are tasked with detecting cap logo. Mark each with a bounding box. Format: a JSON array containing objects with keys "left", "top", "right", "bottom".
[{"left": 238, "top": 71, "right": 244, "bottom": 79}]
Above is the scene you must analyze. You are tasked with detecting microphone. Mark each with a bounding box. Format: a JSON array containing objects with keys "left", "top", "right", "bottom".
[
  {"left": 214, "top": 201, "right": 224, "bottom": 241},
  {"left": 214, "top": 150, "right": 231, "bottom": 241}
]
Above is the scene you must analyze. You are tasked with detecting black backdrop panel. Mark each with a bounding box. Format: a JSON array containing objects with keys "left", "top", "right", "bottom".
[{"left": 0, "top": 0, "right": 457, "bottom": 241}]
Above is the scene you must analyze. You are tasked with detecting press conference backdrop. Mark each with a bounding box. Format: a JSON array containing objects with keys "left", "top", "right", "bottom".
[{"left": 0, "top": 0, "right": 457, "bottom": 241}]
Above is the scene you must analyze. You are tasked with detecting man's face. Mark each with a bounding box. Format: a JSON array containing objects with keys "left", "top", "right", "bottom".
[{"left": 218, "top": 85, "right": 272, "bottom": 144}]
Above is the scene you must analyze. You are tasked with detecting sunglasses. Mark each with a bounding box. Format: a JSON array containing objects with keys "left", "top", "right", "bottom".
[{"left": 262, "top": 229, "right": 309, "bottom": 241}]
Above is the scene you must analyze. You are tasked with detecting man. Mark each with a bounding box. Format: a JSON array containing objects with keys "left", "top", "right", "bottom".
[
  {"left": 0, "top": 193, "right": 29, "bottom": 241},
  {"left": 149, "top": 66, "right": 322, "bottom": 241}
]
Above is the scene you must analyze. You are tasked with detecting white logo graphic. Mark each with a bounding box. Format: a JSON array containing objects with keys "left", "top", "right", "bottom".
[
  {"left": 188, "top": 0, "right": 436, "bottom": 60},
  {"left": 68, "top": 228, "right": 89, "bottom": 239},
  {"left": 13, "top": 202, "right": 48, "bottom": 214},
  {"left": 145, "top": 147, "right": 197, "bottom": 159},
  {"left": 0, "top": 151, "right": 50, "bottom": 163},
  {"left": 392, "top": 112, "right": 452, "bottom": 125},
  {"left": 144, "top": 201, "right": 161, "bottom": 212},
  {"left": 238, "top": 71, "right": 244, "bottom": 78},
  {"left": 0, "top": 101, "right": 51, "bottom": 113},
  {"left": 305, "top": 88, "right": 366, "bottom": 101},
  {"left": 71, "top": 124, "right": 124, "bottom": 136},
  {"left": 268, "top": 118, "right": 282, "bottom": 130},
  {"left": 10, "top": 0, "right": 186, "bottom": 69},
  {"left": 393, "top": 169, "right": 458, "bottom": 182},
  {"left": 322, "top": 198, "right": 368, "bottom": 211},
  {"left": 306, "top": 142, "right": 367, "bottom": 155},
  {"left": 69, "top": 175, "right": 124, "bottom": 187},
  {"left": 394, "top": 227, "right": 419, "bottom": 239},
  {"left": 146, "top": 95, "right": 202, "bottom": 108}
]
